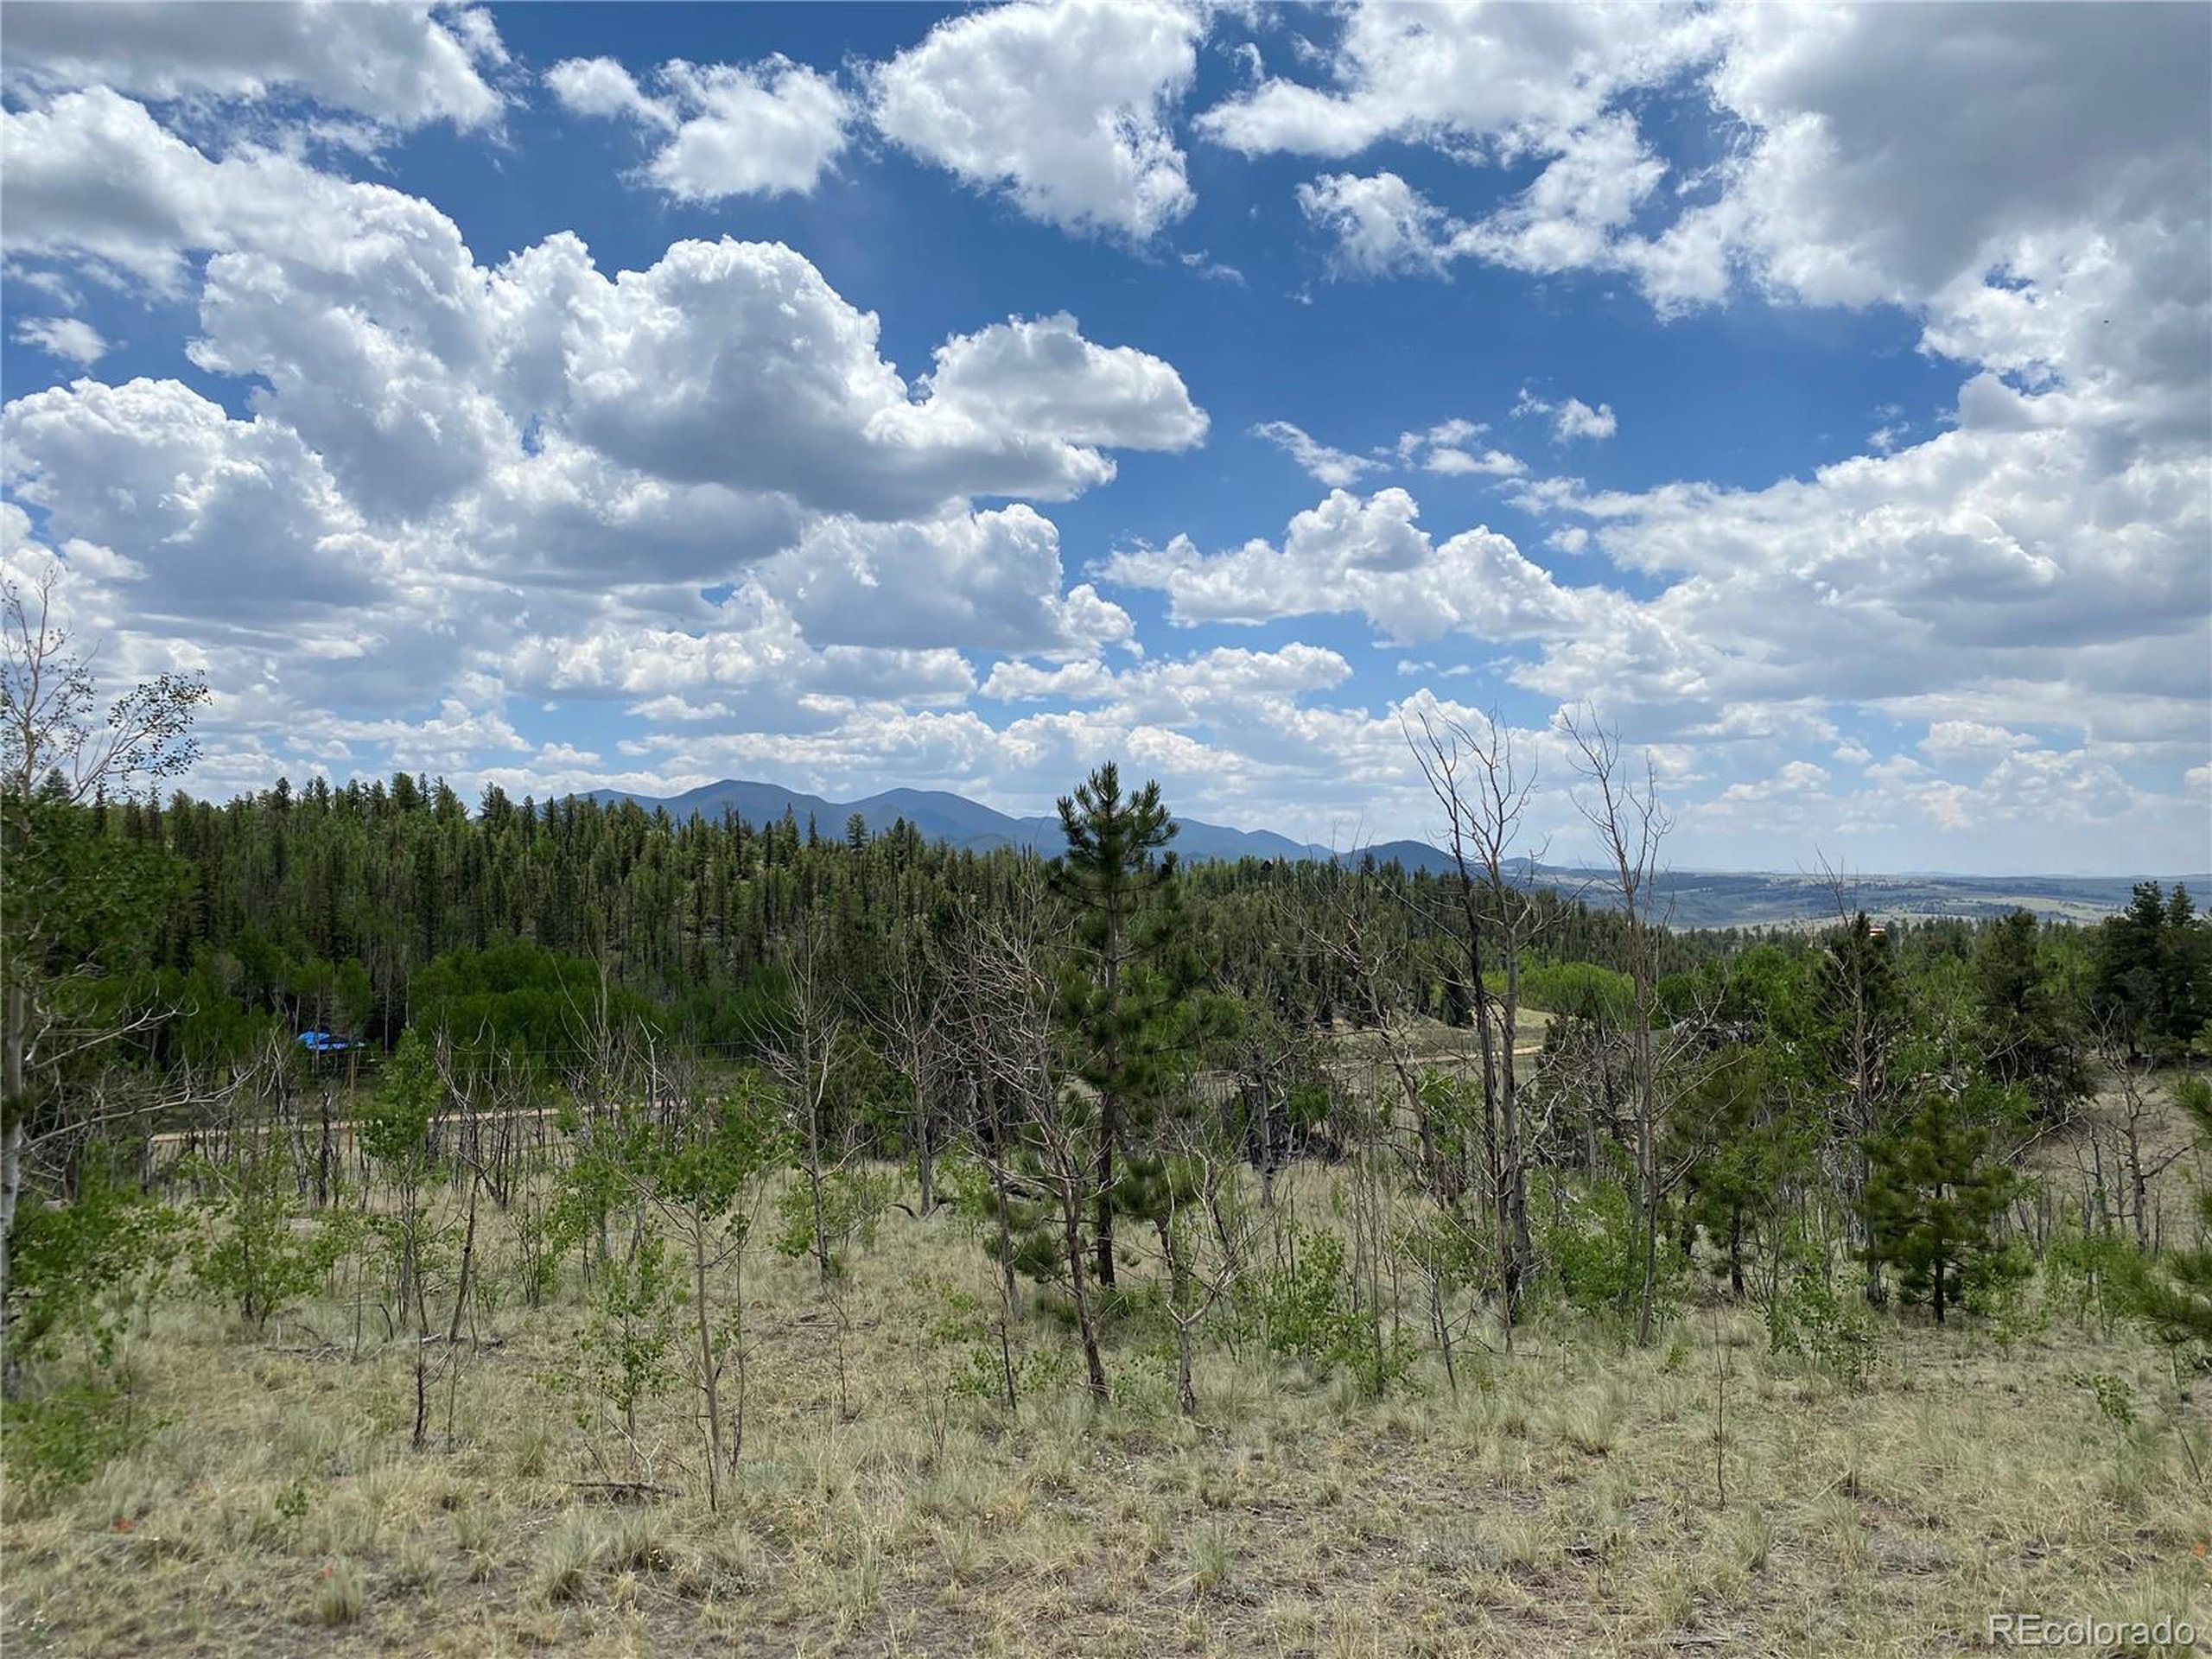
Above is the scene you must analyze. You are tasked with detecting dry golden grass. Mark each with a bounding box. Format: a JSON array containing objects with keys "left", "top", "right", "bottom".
[{"left": 3, "top": 1160, "right": 2208, "bottom": 1658}]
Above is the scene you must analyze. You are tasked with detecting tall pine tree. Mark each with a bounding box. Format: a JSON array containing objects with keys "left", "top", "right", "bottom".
[{"left": 1051, "top": 763, "right": 1185, "bottom": 1289}]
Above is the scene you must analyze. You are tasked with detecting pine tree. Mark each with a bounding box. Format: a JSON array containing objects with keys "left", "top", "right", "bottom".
[
  {"left": 1860, "top": 1083, "right": 2019, "bottom": 1324},
  {"left": 1974, "top": 909, "right": 2089, "bottom": 1117},
  {"left": 2092, "top": 883, "right": 2212, "bottom": 1061},
  {"left": 1050, "top": 762, "right": 1184, "bottom": 1289},
  {"left": 1672, "top": 1040, "right": 1816, "bottom": 1300},
  {"left": 1811, "top": 911, "right": 1908, "bottom": 1303}
]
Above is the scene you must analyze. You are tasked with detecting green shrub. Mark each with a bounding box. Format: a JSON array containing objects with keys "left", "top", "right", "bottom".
[
  {"left": 10, "top": 1160, "right": 181, "bottom": 1367},
  {"left": 774, "top": 1166, "right": 895, "bottom": 1275},
  {"left": 1227, "top": 1225, "right": 1415, "bottom": 1398},
  {"left": 2042, "top": 1220, "right": 2140, "bottom": 1336},
  {"left": 1535, "top": 1173, "right": 1676, "bottom": 1330},
  {"left": 0, "top": 1377, "right": 156, "bottom": 1493},
  {"left": 1963, "top": 1239, "right": 2044, "bottom": 1348},
  {"left": 1520, "top": 962, "right": 1636, "bottom": 1024},
  {"left": 187, "top": 1145, "right": 347, "bottom": 1330},
  {"left": 2063, "top": 1370, "right": 2138, "bottom": 1430},
  {"left": 559, "top": 1229, "right": 681, "bottom": 1437},
  {"left": 1769, "top": 1265, "right": 1879, "bottom": 1389},
  {"left": 924, "top": 1280, "right": 1062, "bottom": 1404}
]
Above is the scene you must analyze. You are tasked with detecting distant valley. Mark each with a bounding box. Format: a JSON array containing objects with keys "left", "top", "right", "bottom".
[{"left": 582, "top": 779, "right": 2203, "bottom": 931}]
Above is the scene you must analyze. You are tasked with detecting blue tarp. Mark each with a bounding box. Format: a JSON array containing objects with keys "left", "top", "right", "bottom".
[{"left": 296, "top": 1030, "right": 356, "bottom": 1053}]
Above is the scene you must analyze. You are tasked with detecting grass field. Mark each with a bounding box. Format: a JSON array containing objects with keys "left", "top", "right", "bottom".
[{"left": 4, "top": 1137, "right": 2209, "bottom": 1659}]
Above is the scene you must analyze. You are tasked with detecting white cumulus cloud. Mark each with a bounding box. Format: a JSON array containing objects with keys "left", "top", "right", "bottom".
[
  {"left": 871, "top": 0, "right": 1201, "bottom": 240},
  {"left": 1100, "top": 486, "right": 1600, "bottom": 645},
  {"left": 548, "top": 54, "right": 854, "bottom": 200},
  {"left": 1, "top": 0, "right": 505, "bottom": 130}
]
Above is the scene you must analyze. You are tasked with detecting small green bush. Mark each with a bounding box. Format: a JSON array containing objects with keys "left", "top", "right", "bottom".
[
  {"left": 1535, "top": 1173, "right": 1679, "bottom": 1331},
  {"left": 1963, "top": 1239, "right": 2044, "bottom": 1348},
  {"left": 187, "top": 1147, "right": 348, "bottom": 1331},
  {"left": 774, "top": 1166, "right": 896, "bottom": 1274},
  {"left": 1769, "top": 1265, "right": 1879, "bottom": 1389},
  {"left": 1, "top": 1378, "right": 156, "bottom": 1494},
  {"left": 2063, "top": 1369, "right": 2138, "bottom": 1430},
  {"left": 1227, "top": 1225, "right": 1414, "bottom": 1398},
  {"left": 10, "top": 1160, "right": 182, "bottom": 1366}
]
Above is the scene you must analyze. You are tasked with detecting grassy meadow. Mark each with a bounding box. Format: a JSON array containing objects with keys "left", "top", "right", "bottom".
[{"left": 3, "top": 1139, "right": 2207, "bottom": 1659}]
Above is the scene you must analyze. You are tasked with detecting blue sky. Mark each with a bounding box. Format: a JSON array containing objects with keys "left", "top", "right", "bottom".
[{"left": 2, "top": 1, "right": 2207, "bottom": 873}]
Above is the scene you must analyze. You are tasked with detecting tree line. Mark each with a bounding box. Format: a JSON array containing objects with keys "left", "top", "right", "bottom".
[{"left": 3, "top": 566, "right": 2208, "bottom": 1490}]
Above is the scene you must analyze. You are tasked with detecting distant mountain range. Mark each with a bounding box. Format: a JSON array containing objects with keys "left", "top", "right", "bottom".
[
  {"left": 582, "top": 778, "right": 1322, "bottom": 864},
  {"left": 581, "top": 779, "right": 2204, "bottom": 931}
]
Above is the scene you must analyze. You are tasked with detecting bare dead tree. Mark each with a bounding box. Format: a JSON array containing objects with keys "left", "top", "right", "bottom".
[
  {"left": 1222, "top": 1001, "right": 1325, "bottom": 1211},
  {"left": 557, "top": 963, "right": 638, "bottom": 1281},
  {"left": 1150, "top": 1103, "right": 1260, "bottom": 1417},
  {"left": 1560, "top": 704, "right": 1674, "bottom": 1346},
  {"left": 946, "top": 880, "right": 1112, "bottom": 1403},
  {"left": 1275, "top": 857, "right": 1430, "bottom": 1173},
  {"left": 2088, "top": 1015, "right": 2191, "bottom": 1249},
  {"left": 1407, "top": 705, "right": 1552, "bottom": 1334},
  {"left": 427, "top": 1039, "right": 550, "bottom": 1446},
  {"left": 1, "top": 564, "right": 208, "bottom": 808},
  {"left": 765, "top": 919, "right": 842, "bottom": 1287},
  {"left": 1266, "top": 857, "right": 1443, "bottom": 1382},
  {"left": 2, "top": 563, "right": 208, "bottom": 1390},
  {"left": 874, "top": 921, "right": 949, "bottom": 1216}
]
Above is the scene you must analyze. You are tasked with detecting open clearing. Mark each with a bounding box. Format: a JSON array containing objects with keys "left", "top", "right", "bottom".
[{"left": 4, "top": 1154, "right": 2207, "bottom": 1659}]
